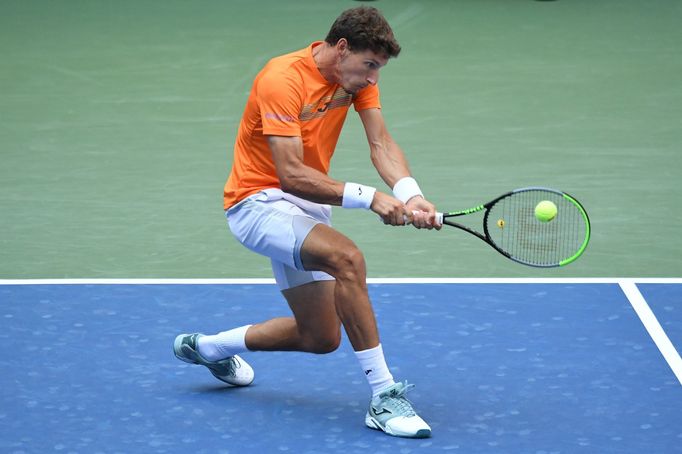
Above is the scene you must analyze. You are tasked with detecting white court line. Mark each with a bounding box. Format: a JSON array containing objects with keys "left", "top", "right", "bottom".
[
  {"left": 619, "top": 281, "right": 682, "bottom": 386},
  {"left": 0, "top": 277, "right": 681, "bottom": 285}
]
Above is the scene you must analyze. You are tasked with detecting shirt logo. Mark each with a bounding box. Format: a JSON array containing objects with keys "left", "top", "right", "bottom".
[
  {"left": 264, "top": 112, "right": 296, "bottom": 122},
  {"left": 299, "top": 87, "right": 353, "bottom": 121}
]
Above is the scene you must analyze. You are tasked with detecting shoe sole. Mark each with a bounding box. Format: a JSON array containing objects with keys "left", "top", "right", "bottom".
[{"left": 365, "top": 414, "right": 431, "bottom": 439}]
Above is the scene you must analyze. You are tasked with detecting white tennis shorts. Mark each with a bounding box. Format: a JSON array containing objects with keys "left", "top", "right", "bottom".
[{"left": 226, "top": 188, "right": 335, "bottom": 290}]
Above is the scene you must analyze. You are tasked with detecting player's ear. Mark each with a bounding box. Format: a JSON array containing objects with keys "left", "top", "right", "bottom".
[{"left": 336, "top": 38, "right": 349, "bottom": 55}]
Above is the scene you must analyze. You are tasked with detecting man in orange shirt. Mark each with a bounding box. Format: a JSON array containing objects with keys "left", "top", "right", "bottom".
[{"left": 174, "top": 7, "right": 440, "bottom": 438}]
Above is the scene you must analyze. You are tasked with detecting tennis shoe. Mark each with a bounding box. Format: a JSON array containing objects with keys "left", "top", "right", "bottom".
[
  {"left": 365, "top": 381, "right": 431, "bottom": 438},
  {"left": 173, "top": 333, "right": 254, "bottom": 386}
]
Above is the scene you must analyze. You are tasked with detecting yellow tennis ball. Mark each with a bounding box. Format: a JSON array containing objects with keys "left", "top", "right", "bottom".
[
  {"left": 497, "top": 219, "right": 505, "bottom": 228},
  {"left": 535, "top": 200, "right": 557, "bottom": 222}
]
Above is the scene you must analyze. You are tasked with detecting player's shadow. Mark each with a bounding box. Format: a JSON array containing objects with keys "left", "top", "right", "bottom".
[
  {"left": 189, "top": 382, "right": 361, "bottom": 408},
  {"left": 187, "top": 381, "right": 370, "bottom": 434}
]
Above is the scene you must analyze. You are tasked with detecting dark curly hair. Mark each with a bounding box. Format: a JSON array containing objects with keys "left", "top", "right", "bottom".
[{"left": 325, "top": 7, "right": 401, "bottom": 58}]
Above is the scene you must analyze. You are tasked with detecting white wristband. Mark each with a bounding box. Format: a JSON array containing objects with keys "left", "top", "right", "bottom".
[
  {"left": 392, "top": 177, "right": 423, "bottom": 204},
  {"left": 342, "top": 182, "right": 376, "bottom": 209}
]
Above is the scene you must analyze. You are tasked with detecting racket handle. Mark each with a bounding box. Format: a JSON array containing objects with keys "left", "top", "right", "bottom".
[{"left": 401, "top": 211, "right": 444, "bottom": 224}]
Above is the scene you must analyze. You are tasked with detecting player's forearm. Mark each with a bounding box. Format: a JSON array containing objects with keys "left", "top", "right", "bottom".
[
  {"left": 369, "top": 137, "right": 426, "bottom": 207},
  {"left": 369, "top": 137, "right": 412, "bottom": 189},
  {"left": 359, "top": 108, "right": 412, "bottom": 188},
  {"left": 269, "top": 135, "right": 345, "bottom": 205},
  {"left": 279, "top": 166, "right": 345, "bottom": 205},
  {"left": 268, "top": 135, "right": 379, "bottom": 208}
]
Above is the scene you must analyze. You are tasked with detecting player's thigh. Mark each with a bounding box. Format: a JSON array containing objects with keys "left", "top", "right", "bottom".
[
  {"left": 282, "top": 279, "right": 340, "bottom": 342},
  {"left": 299, "top": 223, "right": 364, "bottom": 276}
]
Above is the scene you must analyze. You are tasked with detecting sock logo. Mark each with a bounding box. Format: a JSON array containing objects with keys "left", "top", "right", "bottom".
[{"left": 364, "top": 369, "right": 373, "bottom": 375}]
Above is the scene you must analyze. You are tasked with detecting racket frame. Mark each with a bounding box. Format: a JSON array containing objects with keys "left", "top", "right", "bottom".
[{"left": 439, "top": 187, "right": 591, "bottom": 267}]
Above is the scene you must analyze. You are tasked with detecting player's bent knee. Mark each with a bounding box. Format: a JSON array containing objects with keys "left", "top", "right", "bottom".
[
  {"left": 306, "top": 332, "right": 342, "bottom": 354},
  {"left": 331, "top": 246, "right": 366, "bottom": 281},
  {"left": 311, "top": 339, "right": 341, "bottom": 354}
]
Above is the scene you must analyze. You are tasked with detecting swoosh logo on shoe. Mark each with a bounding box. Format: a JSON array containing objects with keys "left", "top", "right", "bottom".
[{"left": 372, "top": 407, "right": 392, "bottom": 416}]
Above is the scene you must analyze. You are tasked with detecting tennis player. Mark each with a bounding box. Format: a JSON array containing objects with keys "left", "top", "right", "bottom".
[{"left": 174, "top": 6, "right": 439, "bottom": 438}]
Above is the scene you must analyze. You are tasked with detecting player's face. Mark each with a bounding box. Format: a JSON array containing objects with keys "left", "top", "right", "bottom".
[{"left": 336, "top": 46, "right": 388, "bottom": 94}]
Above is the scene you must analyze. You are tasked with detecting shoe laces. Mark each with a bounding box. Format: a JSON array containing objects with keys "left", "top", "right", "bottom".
[
  {"left": 380, "top": 382, "right": 417, "bottom": 417},
  {"left": 212, "top": 356, "right": 238, "bottom": 374}
]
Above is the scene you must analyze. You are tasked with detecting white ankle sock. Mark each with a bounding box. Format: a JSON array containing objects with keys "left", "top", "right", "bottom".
[
  {"left": 197, "top": 325, "right": 251, "bottom": 362},
  {"left": 355, "top": 344, "right": 395, "bottom": 397}
]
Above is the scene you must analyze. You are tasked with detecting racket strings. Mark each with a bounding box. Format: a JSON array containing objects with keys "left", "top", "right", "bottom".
[{"left": 486, "top": 190, "right": 588, "bottom": 266}]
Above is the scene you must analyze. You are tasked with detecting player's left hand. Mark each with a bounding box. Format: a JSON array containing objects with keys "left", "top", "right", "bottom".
[{"left": 406, "top": 196, "right": 441, "bottom": 230}]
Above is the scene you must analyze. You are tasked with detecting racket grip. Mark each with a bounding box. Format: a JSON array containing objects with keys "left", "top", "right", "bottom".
[{"left": 402, "top": 211, "right": 444, "bottom": 224}]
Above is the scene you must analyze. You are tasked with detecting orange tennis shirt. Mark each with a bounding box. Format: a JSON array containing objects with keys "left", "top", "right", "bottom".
[{"left": 223, "top": 41, "right": 381, "bottom": 209}]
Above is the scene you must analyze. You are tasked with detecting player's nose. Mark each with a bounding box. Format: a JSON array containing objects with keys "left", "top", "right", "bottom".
[{"left": 367, "top": 70, "right": 379, "bottom": 85}]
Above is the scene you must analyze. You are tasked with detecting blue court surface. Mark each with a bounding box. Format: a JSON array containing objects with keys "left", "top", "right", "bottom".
[{"left": 1, "top": 279, "right": 680, "bottom": 454}]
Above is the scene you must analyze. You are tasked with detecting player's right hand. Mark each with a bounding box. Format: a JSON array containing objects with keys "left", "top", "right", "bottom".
[
  {"left": 371, "top": 192, "right": 411, "bottom": 226},
  {"left": 406, "top": 196, "right": 441, "bottom": 230}
]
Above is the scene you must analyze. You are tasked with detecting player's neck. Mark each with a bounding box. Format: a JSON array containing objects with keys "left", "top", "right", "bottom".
[{"left": 312, "top": 42, "right": 340, "bottom": 85}]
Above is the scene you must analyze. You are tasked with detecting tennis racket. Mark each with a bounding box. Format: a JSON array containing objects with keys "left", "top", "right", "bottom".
[{"left": 432, "top": 187, "right": 590, "bottom": 267}]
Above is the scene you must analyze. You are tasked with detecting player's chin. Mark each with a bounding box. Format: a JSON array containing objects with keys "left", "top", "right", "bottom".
[{"left": 344, "top": 84, "right": 365, "bottom": 95}]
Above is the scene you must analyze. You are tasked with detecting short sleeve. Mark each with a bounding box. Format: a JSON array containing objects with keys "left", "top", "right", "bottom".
[
  {"left": 353, "top": 83, "right": 381, "bottom": 112},
  {"left": 257, "top": 71, "right": 303, "bottom": 136}
]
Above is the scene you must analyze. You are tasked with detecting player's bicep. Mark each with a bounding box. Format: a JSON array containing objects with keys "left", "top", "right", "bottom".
[{"left": 267, "top": 136, "right": 305, "bottom": 184}]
